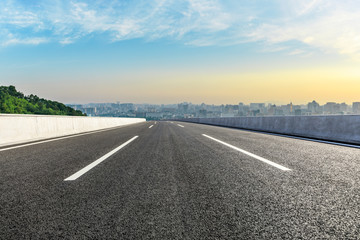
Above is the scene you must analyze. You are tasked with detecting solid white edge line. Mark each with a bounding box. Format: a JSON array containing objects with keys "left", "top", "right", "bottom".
[
  {"left": 0, "top": 124, "right": 140, "bottom": 152},
  {"left": 177, "top": 124, "right": 184, "bottom": 128},
  {"left": 64, "top": 136, "right": 138, "bottom": 181},
  {"left": 149, "top": 125, "right": 154, "bottom": 128},
  {"left": 202, "top": 134, "right": 291, "bottom": 171},
  {"left": 191, "top": 123, "right": 360, "bottom": 149}
]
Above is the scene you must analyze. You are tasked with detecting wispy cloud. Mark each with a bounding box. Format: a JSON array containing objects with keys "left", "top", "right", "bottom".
[
  {"left": 246, "top": 0, "right": 360, "bottom": 59},
  {"left": 288, "top": 49, "right": 306, "bottom": 56},
  {"left": 1, "top": 0, "right": 360, "bottom": 59},
  {"left": 2, "top": 35, "right": 48, "bottom": 46}
]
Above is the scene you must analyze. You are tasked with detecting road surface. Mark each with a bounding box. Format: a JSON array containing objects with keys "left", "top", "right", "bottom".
[{"left": 1, "top": 121, "right": 360, "bottom": 239}]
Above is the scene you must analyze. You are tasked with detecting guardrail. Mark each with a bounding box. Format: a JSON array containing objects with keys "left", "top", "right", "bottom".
[
  {"left": 178, "top": 115, "right": 360, "bottom": 145},
  {"left": 0, "top": 114, "right": 145, "bottom": 147}
]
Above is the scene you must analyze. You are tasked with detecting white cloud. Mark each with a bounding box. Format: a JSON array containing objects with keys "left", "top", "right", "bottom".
[
  {"left": 0, "top": 0, "right": 235, "bottom": 45},
  {"left": 59, "top": 38, "right": 73, "bottom": 45},
  {"left": 0, "top": 0, "right": 360, "bottom": 59},
  {"left": 248, "top": 2, "right": 360, "bottom": 58},
  {"left": 284, "top": 0, "right": 325, "bottom": 16},
  {"left": 288, "top": 49, "right": 305, "bottom": 56},
  {"left": 2, "top": 37, "right": 48, "bottom": 46}
]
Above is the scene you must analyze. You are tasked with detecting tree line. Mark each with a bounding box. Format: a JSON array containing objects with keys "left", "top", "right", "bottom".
[{"left": 0, "top": 85, "right": 85, "bottom": 116}]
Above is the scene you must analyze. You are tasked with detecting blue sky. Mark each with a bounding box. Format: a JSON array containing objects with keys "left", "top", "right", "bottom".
[{"left": 1, "top": 0, "right": 360, "bottom": 104}]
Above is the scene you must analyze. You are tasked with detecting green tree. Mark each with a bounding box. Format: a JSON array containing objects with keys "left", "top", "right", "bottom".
[{"left": 0, "top": 85, "right": 86, "bottom": 116}]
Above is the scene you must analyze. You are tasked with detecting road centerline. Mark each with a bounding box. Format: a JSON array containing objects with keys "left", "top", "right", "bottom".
[
  {"left": 149, "top": 125, "right": 154, "bottom": 128},
  {"left": 64, "top": 136, "right": 139, "bottom": 181},
  {"left": 202, "top": 134, "right": 291, "bottom": 171},
  {"left": 177, "top": 124, "right": 184, "bottom": 128}
]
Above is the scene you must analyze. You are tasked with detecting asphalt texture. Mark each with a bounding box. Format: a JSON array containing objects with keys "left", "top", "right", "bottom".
[{"left": 1, "top": 121, "right": 360, "bottom": 239}]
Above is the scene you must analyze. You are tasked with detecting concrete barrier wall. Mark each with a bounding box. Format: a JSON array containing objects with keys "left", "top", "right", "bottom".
[
  {"left": 179, "top": 115, "right": 360, "bottom": 145},
  {"left": 0, "top": 114, "right": 145, "bottom": 147}
]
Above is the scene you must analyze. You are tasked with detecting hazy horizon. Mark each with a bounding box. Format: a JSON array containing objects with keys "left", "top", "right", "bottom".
[
  {"left": 65, "top": 99, "right": 360, "bottom": 107},
  {"left": 1, "top": 0, "right": 360, "bottom": 104}
]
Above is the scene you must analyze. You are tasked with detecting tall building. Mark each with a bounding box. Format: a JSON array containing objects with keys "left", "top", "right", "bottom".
[
  {"left": 267, "top": 104, "right": 276, "bottom": 115},
  {"left": 238, "top": 102, "right": 247, "bottom": 116},
  {"left": 353, "top": 102, "right": 360, "bottom": 114},
  {"left": 324, "top": 102, "right": 337, "bottom": 114},
  {"left": 199, "top": 109, "right": 207, "bottom": 118},
  {"left": 307, "top": 100, "right": 320, "bottom": 113},
  {"left": 178, "top": 103, "right": 189, "bottom": 113},
  {"left": 250, "top": 103, "right": 265, "bottom": 110},
  {"left": 250, "top": 103, "right": 265, "bottom": 115},
  {"left": 83, "top": 107, "right": 96, "bottom": 116},
  {"left": 340, "top": 103, "right": 348, "bottom": 113}
]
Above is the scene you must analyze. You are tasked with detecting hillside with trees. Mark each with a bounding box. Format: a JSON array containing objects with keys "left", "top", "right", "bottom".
[{"left": 0, "top": 85, "right": 85, "bottom": 116}]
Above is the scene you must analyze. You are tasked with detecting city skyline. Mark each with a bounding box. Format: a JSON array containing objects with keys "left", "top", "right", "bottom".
[
  {"left": 69, "top": 100, "right": 360, "bottom": 120},
  {"left": 68, "top": 99, "right": 360, "bottom": 107},
  {"left": 1, "top": 0, "right": 360, "bottom": 104}
]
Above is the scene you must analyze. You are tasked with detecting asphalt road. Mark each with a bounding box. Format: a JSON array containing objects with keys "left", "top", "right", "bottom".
[{"left": 1, "top": 121, "right": 360, "bottom": 239}]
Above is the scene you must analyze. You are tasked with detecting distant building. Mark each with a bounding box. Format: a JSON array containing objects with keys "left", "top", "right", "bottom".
[
  {"left": 199, "top": 109, "right": 207, "bottom": 118},
  {"left": 340, "top": 103, "right": 348, "bottom": 113},
  {"left": 178, "top": 103, "right": 189, "bottom": 113},
  {"left": 294, "top": 109, "right": 302, "bottom": 116},
  {"left": 120, "top": 103, "right": 134, "bottom": 112},
  {"left": 135, "top": 112, "right": 146, "bottom": 118},
  {"left": 353, "top": 102, "right": 360, "bottom": 114},
  {"left": 267, "top": 104, "right": 276, "bottom": 115},
  {"left": 162, "top": 108, "right": 176, "bottom": 113},
  {"left": 282, "top": 103, "right": 293, "bottom": 115},
  {"left": 238, "top": 103, "right": 248, "bottom": 116},
  {"left": 146, "top": 112, "right": 163, "bottom": 119},
  {"left": 83, "top": 107, "right": 96, "bottom": 116},
  {"left": 324, "top": 102, "right": 337, "bottom": 114},
  {"left": 250, "top": 103, "right": 265, "bottom": 110},
  {"left": 147, "top": 107, "right": 156, "bottom": 113},
  {"left": 307, "top": 100, "right": 320, "bottom": 113}
]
